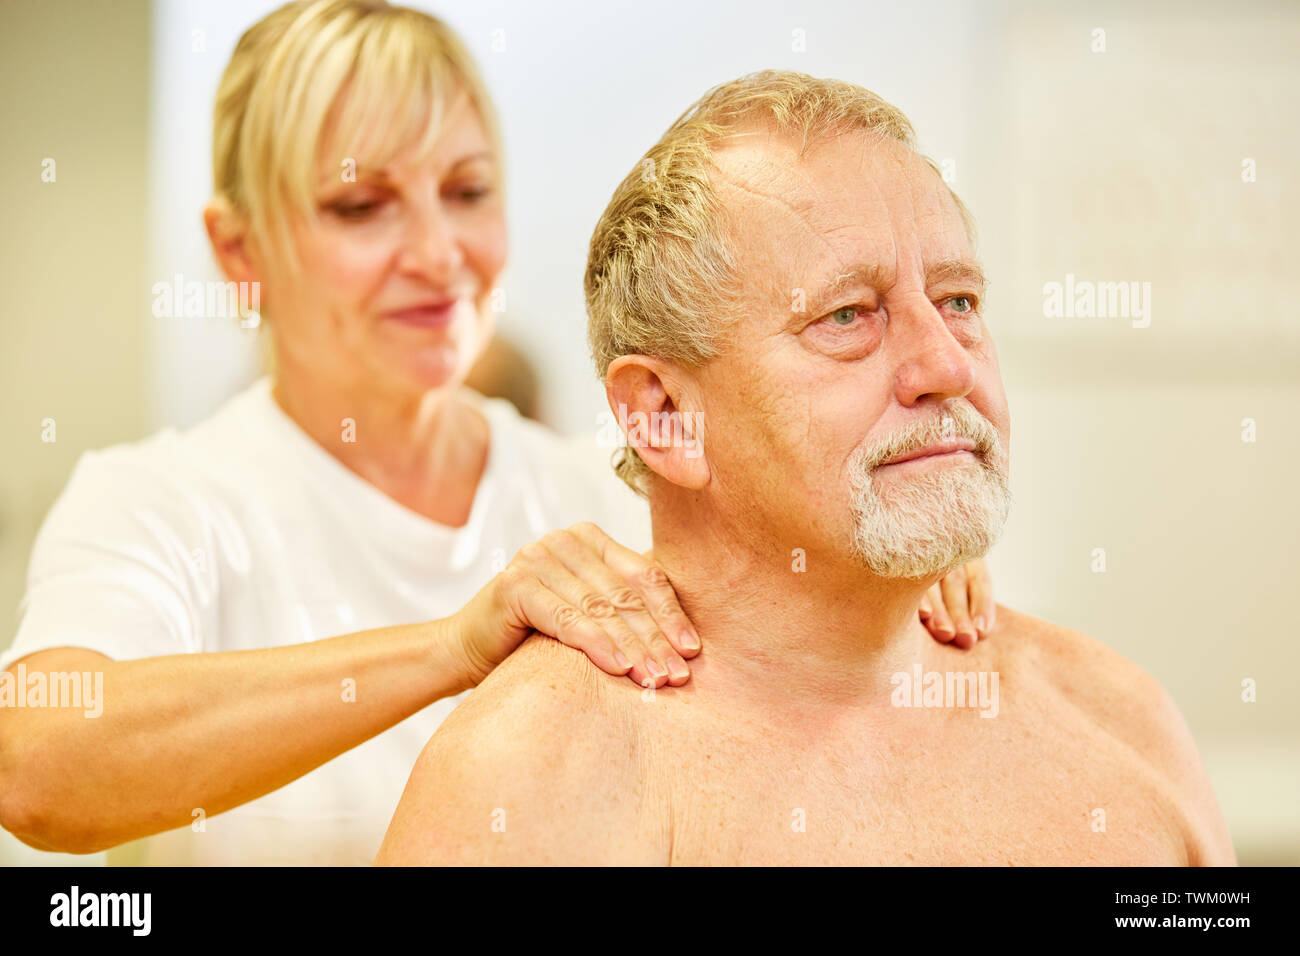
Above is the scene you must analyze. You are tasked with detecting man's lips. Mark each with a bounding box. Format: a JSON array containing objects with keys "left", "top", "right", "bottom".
[
  {"left": 381, "top": 298, "right": 461, "bottom": 328},
  {"left": 878, "top": 437, "right": 978, "bottom": 467}
]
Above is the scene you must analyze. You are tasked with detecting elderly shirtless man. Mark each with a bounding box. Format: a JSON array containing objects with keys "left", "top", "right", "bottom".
[{"left": 377, "top": 71, "right": 1235, "bottom": 866}]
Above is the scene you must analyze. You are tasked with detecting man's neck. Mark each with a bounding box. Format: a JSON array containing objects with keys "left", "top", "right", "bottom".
[{"left": 650, "top": 494, "right": 940, "bottom": 710}]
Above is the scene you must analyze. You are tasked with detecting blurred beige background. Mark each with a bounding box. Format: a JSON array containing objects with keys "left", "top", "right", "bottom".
[
  {"left": 0, "top": 0, "right": 151, "bottom": 863},
  {"left": 1, "top": 0, "right": 1295, "bottom": 865}
]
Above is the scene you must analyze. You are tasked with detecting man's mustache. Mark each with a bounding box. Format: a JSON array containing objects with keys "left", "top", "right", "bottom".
[{"left": 858, "top": 403, "right": 1001, "bottom": 472}]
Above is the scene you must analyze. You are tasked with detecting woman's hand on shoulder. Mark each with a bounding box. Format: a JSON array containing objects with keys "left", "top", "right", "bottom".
[
  {"left": 453, "top": 522, "right": 699, "bottom": 690},
  {"left": 918, "top": 558, "right": 996, "bottom": 649}
]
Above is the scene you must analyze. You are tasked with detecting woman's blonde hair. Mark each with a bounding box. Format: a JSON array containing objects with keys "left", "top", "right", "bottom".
[
  {"left": 584, "top": 70, "right": 976, "bottom": 497},
  {"left": 212, "top": 0, "right": 501, "bottom": 272}
]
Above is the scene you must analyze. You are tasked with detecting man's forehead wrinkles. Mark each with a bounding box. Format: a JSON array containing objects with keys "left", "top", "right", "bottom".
[
  {"left": 714, "top": 167, "right": 847, "bottom": 287},
  {"left": 717, "top": 180, "right": 826, "bottom": 270},
  {"left": 712, "top": 161, "right": 815, "bottom": 219},
  {"left": 712, "top": 143, "right": 970, "bottom": 314},
  {"left": 898, "top": 153, "right": 925, "bottom": 271}
]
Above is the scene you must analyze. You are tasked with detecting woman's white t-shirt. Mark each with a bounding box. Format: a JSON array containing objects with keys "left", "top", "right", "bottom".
[{"left": 0, "top": 376, "right": 651, "bottom": 865}]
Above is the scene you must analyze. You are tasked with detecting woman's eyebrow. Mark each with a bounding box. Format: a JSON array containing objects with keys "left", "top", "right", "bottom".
[
  {"left": 321, "top": 152, "right": 494, "bottom": 188},
  {"left": 316, "top": 167, "right": 393, "bottom": 191},
  {"left": 446, "top": 150, "right": 495, "bottom": 171}
]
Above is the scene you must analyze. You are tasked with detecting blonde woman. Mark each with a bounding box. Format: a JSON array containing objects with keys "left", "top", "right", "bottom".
[{"left": 0, "top": 0, "right": 996, "bottom": 865}]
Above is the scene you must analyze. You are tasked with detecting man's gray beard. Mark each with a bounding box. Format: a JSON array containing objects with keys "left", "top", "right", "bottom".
[{"left": 849, "top": 446, "right": 1012, "bottom": 580}]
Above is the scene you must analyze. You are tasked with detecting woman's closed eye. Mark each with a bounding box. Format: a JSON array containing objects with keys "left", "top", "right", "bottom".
[
  {"left": 323, "top": 193, "right": 392, "bottom": 221},
  {"left": 445, "top": 182, "right": 494, "bottom": 204}
]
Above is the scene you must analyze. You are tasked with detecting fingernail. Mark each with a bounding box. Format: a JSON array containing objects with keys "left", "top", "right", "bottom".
[
  {"left": 973, "top": 615, "right": 986, "bottom": 634},
  {"left": 680, "top": 630, "right": 700, "bottom": 650},
  {"left": 667, "top": 656, "right": 689, "bottom": 680},
  {"left": 614, "top": 651, "right": 633, "bottom": 670},
  {"left": 645, "top": 658, "right": 667, "bottom": 678}
]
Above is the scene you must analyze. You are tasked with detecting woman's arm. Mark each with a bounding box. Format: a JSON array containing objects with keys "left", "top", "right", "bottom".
[
  {"left": 0, "top": 522, "right": 696, "bottom": 855},
  {"left": 0, "top": 621, "right": 468, "bottom": 854}
]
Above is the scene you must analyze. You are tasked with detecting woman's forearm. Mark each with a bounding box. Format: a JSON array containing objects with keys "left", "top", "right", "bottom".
[{"left": 0, "top": 617, "right": 471, "bottom": 853}]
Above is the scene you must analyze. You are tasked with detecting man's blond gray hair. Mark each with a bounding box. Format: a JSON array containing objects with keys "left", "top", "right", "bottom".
[{"left": 584, "top": 69, "right": 976, "bottom": 497}]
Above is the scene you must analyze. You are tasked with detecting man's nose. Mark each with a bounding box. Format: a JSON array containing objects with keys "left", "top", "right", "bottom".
[
  {"left": 398, "top": 201, "right": 464, "bottom": 284},
  {"left": 889, "top": 293, "right": 977, "bottom": 407}
]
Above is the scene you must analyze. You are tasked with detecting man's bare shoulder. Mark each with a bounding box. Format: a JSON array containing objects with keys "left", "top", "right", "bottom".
[
  {"left": 375, "top": 635, "right": 661, "bottom": 865},
  {"left": 989, "top": 605, "right": 1236, "bottom": 864},
  {"left": 989, "top": 606, "right": 1157, "bottom": 705},
  {"left": 456, "top": 632, "right": 652, "bottom": 745},
  {"left": 990, "top": 606, "right": 1188, "bottom": 754}
]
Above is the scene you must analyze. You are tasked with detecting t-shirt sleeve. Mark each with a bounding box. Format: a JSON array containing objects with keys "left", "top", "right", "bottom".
[{"left": 0, "top": 449, "right": 204, "bottom": 671}]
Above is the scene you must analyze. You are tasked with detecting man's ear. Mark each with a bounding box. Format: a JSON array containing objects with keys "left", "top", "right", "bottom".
[
  {"left": 203, "top": 197, "right": 261, "bottom": 288},
  {"left": 606, "top": 355, "right": 709, "bottom": 491}
]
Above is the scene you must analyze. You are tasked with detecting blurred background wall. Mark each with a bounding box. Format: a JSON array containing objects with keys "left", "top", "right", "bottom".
[
  {"left": 1, "top": 0, "right": 1296, "bottom": 865},
  {"left": 0, "top": 0, "right": 151, "bottom": 864}
]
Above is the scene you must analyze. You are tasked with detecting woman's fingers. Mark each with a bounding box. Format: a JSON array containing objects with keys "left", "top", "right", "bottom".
[
  {"left": 502, "top": 524, "right": 696, "bottom": 688},
  {"left": 523, "top": 535, "right": 683, "bottom": 688},
  {"left": 939, "top": 564, "right": 977, "bottom": 649},
  {"left": 484, "top": 560, "right": 633, "bottom": 680},
  {"left": 964, "top": 558, "right": 996, "bottom": 639},
  {"left": 567, "top": 523, "right": 701, "bottom": 660},
  {"left": 923, "top": 581, "right": 955, "bottom": 643},
  {"left": 920, "top": 561, "right": 996, "bottom": 649}
]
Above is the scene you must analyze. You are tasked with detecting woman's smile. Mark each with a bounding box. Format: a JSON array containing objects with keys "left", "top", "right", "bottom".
[{"left": 380, "top": 296, "right": 464, "bottom": 329}]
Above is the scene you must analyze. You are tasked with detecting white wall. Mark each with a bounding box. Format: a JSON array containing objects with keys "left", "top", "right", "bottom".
[{"left": 0, "top": 0, "right": 153, "bottom": 867}]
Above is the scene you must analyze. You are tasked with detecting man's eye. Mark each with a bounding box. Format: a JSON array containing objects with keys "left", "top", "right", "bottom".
[
  {"left": 948, "top": 295, "right": 976, "bottom": 314},
  {"left": 827, "top": 306, "right": 861, "bottom": 327}
]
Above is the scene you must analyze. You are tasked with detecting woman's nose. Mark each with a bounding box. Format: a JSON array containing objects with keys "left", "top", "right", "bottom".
[{"left": 398, "top": 203, "right": 464, "bottom": 284}]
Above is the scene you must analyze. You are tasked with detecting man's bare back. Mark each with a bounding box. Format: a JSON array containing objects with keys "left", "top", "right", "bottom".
[{"left": 377, "top": 607, "right": 1234, "bottom": 865}]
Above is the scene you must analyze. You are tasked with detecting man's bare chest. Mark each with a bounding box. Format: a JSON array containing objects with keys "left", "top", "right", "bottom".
[{"left": 655, "top": 706, "right": 1189, "bottom": 865}]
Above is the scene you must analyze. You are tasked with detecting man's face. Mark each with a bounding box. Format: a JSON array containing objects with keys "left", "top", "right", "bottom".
[{"left": 693, "top": 127, "right": 1011, "bottom": 578}]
